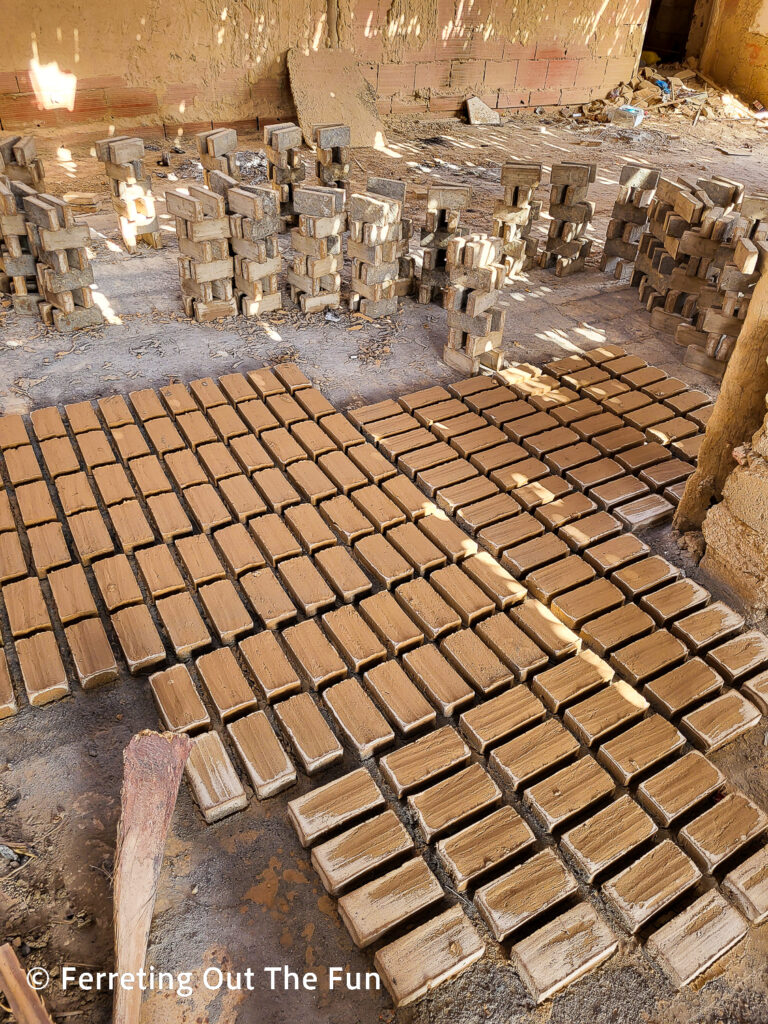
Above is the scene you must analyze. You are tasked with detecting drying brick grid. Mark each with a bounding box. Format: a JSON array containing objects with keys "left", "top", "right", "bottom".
[{"left": 0, "top": 362, "right": 765, "bottom": 1009}]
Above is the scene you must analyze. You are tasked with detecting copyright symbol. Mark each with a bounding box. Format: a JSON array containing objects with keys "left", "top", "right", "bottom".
[{"left": 26, "top": 967, "right": 50, "bottom": 990}]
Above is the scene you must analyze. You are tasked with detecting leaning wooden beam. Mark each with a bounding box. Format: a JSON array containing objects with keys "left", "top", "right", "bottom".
[
  {"left": 113, "top": 730, "right": 192, "bottom": 1024},
  {"left": 675, "top": 266, "right": 768, "bottom": 531},
  {"left": 0, "top": 943, "right": 55, "bottom": 1024}
]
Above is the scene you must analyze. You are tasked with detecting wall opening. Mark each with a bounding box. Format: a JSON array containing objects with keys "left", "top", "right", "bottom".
[{"left": 643, "top": 0, "right": 698, "bottom": 61}]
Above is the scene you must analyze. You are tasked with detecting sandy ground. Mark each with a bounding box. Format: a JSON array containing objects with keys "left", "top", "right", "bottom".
[{"left": 1, "top": 105, "right": 768, "bottom": 1024}]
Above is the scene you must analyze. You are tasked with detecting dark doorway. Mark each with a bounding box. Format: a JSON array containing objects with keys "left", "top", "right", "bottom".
[{"left": 643, "top": 0, "right": 699, "bottom": 62}]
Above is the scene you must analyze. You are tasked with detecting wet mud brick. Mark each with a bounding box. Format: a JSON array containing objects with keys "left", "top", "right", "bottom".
[
  {"left": 196, "top": 647, "right": 257, "bottom": 720},
  {"left": 16, "top": 631, "right": 69, "bottom": 706},
  {"left": 311, "top": 810, "right": 414, "bottom": 895},
  {"left": 338, "top": 857, "right": 443, "bottom": 948},
  {"left": 562, "top": 795, "right": 657, "bottom": 882},
  {"left": 288, "top": 768, "right": 385, "bottom": 847},
  {"left": 436, "top": 805, "right": 535, "bottom": 891},
  {"left": 490, "top": 719, "right": 580, "bottom": 792},
  {"left": 440, "top": 628, "right": 514, "bottom": 695},
  {"left": 402, "top": 643, "right": 474, "bottom": 715},
  {"left": 274, "top": 691, "right": 343, "bottom": 774},
  {"left": 637, "top": 751, "right": 724, "bottom": 826},
  {"left": 475, "top": 612, "right": 548, "bottom": 680},
  {"left": 239, "top": 631, "right": 300, "bottom": 702},
  {"left": 408, "top": 762, "right": 501, "bottom": 841},
  {"left": 609, "top": 629, "right": 687, "bottom": 685},
  {"left": 111, "top": 604, "right": 166, "bottom": 673},
  {"left": 597, "top": 714, "right": 685, "bottom": 785},
  {"left": 603, "top": 840, "right": 701, "bottom": 933},
  {"left": 323, "top": 677, "right": 395, "bottom": 758},
  {"left": 227, "top": 711, "right": 296, "bottom": 799},
  {"left": 362, "top": 660, "right": 437, "bottom": 735},
  {"left": 185, "top": 731, "right": 248, "bottom": 823},
  {"left": 395, "top": 578, "right": 461, "bottom": 640},
  {"left": 65, "top": 617, "right": 119, "bottom": 689},
  {"left": 358, "top": 590, "right": 424, "bottom": 655},
  {"left": 723, "top": 847, "right": 768, "bottom": 924},
  {"left": 525, "top": 757, "right": 614, "bottom": 832},
  {"left": 156, "top": 591, "right": 211, "bottom": 658},
  {"left": 150, "top": 663, "right": 210, "bottom": 732},
  {"left": 563, "top": 682, "right": 647, "bottom": 746},
  {"left": 680, "top": 792, "right": 767, "bottom": 873},
  {"left": 198, "top": 578, "right": 253, "bottom": 643},
  {"left": 459, "top": 687, "right": 545, "bottom": 753},
  {"left": 240, "top": 567, "right": 297, "bottom": 629},
  {"left": 475, "top": 848, "right": 577, "bottom": 940},
  {"left": 531, "top": 650, "right": 613, "bottom": 711}
]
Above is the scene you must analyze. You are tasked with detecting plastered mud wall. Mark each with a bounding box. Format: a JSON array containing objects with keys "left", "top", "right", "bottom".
[
  {"left": 0, "top": 0, "right": 651, "bottom": 129},
  {"left": 699, "top": 0, "right": 768, "bottom": 107}
]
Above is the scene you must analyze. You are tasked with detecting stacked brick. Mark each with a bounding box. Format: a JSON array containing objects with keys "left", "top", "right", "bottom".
[
  {"left": 227, "top": 183, "right": 282, "bottom": 316},
  {"left": 539, "top": 162, "right": 596, "bottom": 276},
  {"left": 265, "top": 122, "right": 305, "bottom": 231},
  {"left": 492, "top": 163, "right": 541, "bottom": 278},
  {"left": 0, "top": 178, "right": 41, "bottom": 315},
  {"left": 347, "top": 180, "right": 413, "bottom": 318},
  {"left": 418, "top": 185, "right": 470, "bottom": 304},
  {"left": 195, "top": 128, "right": 241, "bottom": 187},
  {"left": 95, "top": 136, "right": 161, "bottom": 252},
  {"left": 0, "top": 135, "right": 45, "bottom": 189},
  {"left": 288, "top": 186, "right": 345, "bottom": 312},
  {"left": 166, "top": 185, "right": 237, "bottom": 322},
  {"left": 27, "top": 193, "right": 103, "bottom": 331},
  {"left": 443, "top": 233, "right": 506, "bottom": 374},
  {"left": 314, "top": 124, "right": 350, "bottom": 190},
  {"left": 601, "top": 164, "right": 660, "bottom": 281}
]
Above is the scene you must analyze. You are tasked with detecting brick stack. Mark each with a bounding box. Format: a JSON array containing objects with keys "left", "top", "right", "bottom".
[
  {"left": 166, "top": 185, "right": 237, "bottom": 322},
  {"left": 288, "top": 186, "right": 345, "bottom": 312},
  {"left": 368, "top": 176, "right": 415, "bottom": 300},
  {"left": 492, "top": 163, "right": 541, "bottom": 278},
  {"left": 227, "top": 183, "right": 282, "bottom": 316},
  {"left": 265, "top": 123, "right": 305, "bottom": 232},
  {"left": 347, "top": 186, "right": 403, "bottom": 318},
  {"left": 95, "top": 136, "right": 161, "bottom": 252},
  {"left": 24, "top": 192, "right": 103, "bottom": 331},
  {"left": 443, "top": 233, "right": 507, "bottom": 374},
  {"left": 539, "top": 162, "right": 596, "bottom": 276},
  {"left": 601, "top": 164, "right": 660, "bottom": 281},
  {"left": 195, "top": 128, "right": 241, "bottom": 188},
  {"left": 314, "top": 124, "right": 350, "bottom": 190},
  {"left": 0, "top": 135, "right": 45, "bottom": 189},
  {"left": 418, "top": 185, "right": 470, "bottom": 304},
  {"left": 0, "top": 178, "right": 41, "bottom": 315}
]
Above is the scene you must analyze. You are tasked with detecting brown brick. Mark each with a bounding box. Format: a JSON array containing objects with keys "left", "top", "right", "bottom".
[
  {"left": 250, "top": 513, "right": 302, "bottom": 565},
  {"left": 246, "top": 368, "right": 284, "bottom": 399},
  {"left": 291, "top": 420, "right": 336, "bottom": 461},
  {"left": 354, "top": 533, "right": 413, "bottom": 589},
  {"left": 92, "top": 463, "right": 135, "bottom": 505},
  {"left": 15, "top": 481, "right": 55, "bottom": 527},
  {"left": 559, "top": 511, "right": 621, "bottom": 552},
  {"left": 437, "top": 806, "right": 535, "bottom": 892},
  {"left": 563, "top": 681, "right": 647, "bottom": 746},
  {"left": 240, "top": 567, "right": 297, "bottom": 629},
  {"left": 111, "top": 604, "right": 165, "bottom": 673},
  {"left": 165, "top": 449, "right": 207, "bottom": 491},
  {"left": 0, "top": 414, "right": 28, "bottom": 450},
  {"left": 5, "top": 444, "right": 43, "bottom": 485},
  {"left": 598, "top": 714, "right": 685, "bottom": 786},
  {"left": 512, "top": 476, "right": 571, "bottom": 512},
  {"left": 16, "top": 631, "right": 69, "bottom": 706},
  {"left": 127, "top": 456, "right": 170, "bottom": 499},
  {"left": 156, "top": 591, "right": 211, "bottom": 657},
  {"left": 134, "top": 543, "right": 184, "bottom": 598},
  {"left": 67, "top": 510, "right": 114, "bottom": 564},
  {"left": 671, "top": 601, "right": 744, "bottom": 651},
  {"left": 680, "top": 690, "right": 760, "bottom": 750},
  {"left": 644, "top": 657, "right": 722, "bottom": 717},
  {"left": 581, "top": 603, "right": 654, "bottom": 655},
  {"left": 64, "top": 401, "right": 99, "bottom": 434},
  {"left": 111, "top": 424, "right": 150, "bottom": 462},
  {"left": 583, "top": 534, "right": 648, "bottom": 575},
  {"left": 500, "top": 534, "right": 568, "bottom": 578},
  {"left": 160, "top": 383, "right": 196, "bottom": 416},
  {"left": 551, "top": 398, "right": 602, "bottom": 426},
  {"left": 199, "top": 578, "right": 253, "bottom": 643},
  {"left": 440, "top": 628, "right": 513, "bottom": 695},
  {"left": 145, "top": 492, "right": 191, "bottom": 541},
  {"left": 525, "top": 756, "right": 614, "bottom": 833},
  {"left": 286, "top": 460, "right": 337, "bottom": 505},
  {"left": 544, "top": 442, "right": 601, "bottom": 474},
  {"left": 30, "top": 407, "right": 66, "bottom": 441},
  {"left": 129, "top": 389, "right": 166, "bottom": 422},
  {"left": 190, "top": 377, "right": 227, "bottom": 409},
  {"left": 144, "top": 416, "right": 185, "bottom": 455},
  {"left": 527, "top": 555, "right": 595, "bottom": 604},
  {"left": 616, "top": 441, "right": 670, "bottom": 473},
  {"left": 197, "top": 646, "right": 258, "bottom": 721},
  {"left": 478, "top": 511, "right": 544, "bottom": 558},
  {"left": 150, "top": 663, "right": 210, "bottom": 732},
  {"left": 220, "top": 371, "right": 260, "bottom": 403},
  {"left": 218, "top": 474, "right": 266, "bottom": 521},
  {"left": 603, "top": 840, "right": 700, "bottom": 934},
  {"left": 475, "top": 612, "right": 548, "bottom": 680},
  {"left": 26, "top": 522, "right": 70, "bottom": 576},
  {"left": 183, "top": 483, "right": 232, "bottom": 531},
  {"left": 76, "top": 429, "right": 116, "bottom": 470},
  {"left": 4, "top": 576, "right": 51, "bottom": 636},
  {"left": 54, "top": 472, "right": 96, "bottom": 517},
  {"left": 108, "top": 500, "right": 154, "bottom": 550},
  {"left": 278, "top": 554, "right": 336, "bottom": 615},
  {"left": 535, "top": 492, "right": 596, "bottom": 530}
]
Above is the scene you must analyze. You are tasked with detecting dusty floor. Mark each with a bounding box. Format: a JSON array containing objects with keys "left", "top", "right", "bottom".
[{"left": 1, "top": 107, "right": 768, "bottom": 1024}]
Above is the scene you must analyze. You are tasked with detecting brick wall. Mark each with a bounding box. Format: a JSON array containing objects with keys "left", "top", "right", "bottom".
[{"left": 0, "top": 0, "right": 651, "bottom": 129}]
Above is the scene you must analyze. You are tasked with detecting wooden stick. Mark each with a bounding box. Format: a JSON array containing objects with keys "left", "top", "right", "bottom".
[
  {"left": 0, "top": 944, "right": 55, "bottom": 1024},
  {"left": 113, "top": 730, "right": 192, "bottom": 1024}
]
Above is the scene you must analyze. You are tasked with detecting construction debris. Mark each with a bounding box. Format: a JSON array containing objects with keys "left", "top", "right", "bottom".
[
  {"left": 443, "top": 233, "right": 507, "bottom": 373},
  {"left": 539, "top": 162, "right": 596, "bottom": 276},
  {"left": 492, "top": 163, "right": 541, "bottom": 278},
  {"left": 601, "top": 164, "right": 660, "bottom": 280},
  {"left": 95, "top": 136, "right": 162, "bottom": 253},
  {"left": 194, "top": 128, "right": 241, "bottom": 187},
  {"left": 265, "top": 122, "right": 305, "bottom": 231},
  {"left": 0, "top": 134, "right": 45, "bottom": 189},
  {"left": 314, "top": 124, "right": 351, "bottom": 190},
  {"left": 466, "top": 96, "right": 500, "bottom": 125},
  {"left": 418, "top": 185, "right": 470, "bottom": 304},
  {"left": 288, "top": 185, "right": 345, "bottom": 312}
]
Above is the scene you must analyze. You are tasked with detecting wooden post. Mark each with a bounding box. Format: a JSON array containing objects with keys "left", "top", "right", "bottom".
[
  {"left": 0, "top": 944, "right": 55, "bottom": 1024},
  {"left": 674, "top": 271, "right": 768, "bottom": 531},
  {"left": 113, "top": 731, "right": 191, "bottom": 1024}
]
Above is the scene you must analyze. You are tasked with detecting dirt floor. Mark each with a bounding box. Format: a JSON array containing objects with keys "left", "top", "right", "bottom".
[{"left": 1, "top": 105, "right": 768, "bottom": 1024}]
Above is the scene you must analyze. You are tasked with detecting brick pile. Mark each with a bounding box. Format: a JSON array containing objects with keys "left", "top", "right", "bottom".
[
  {"left": 166, "top": 185, "right": 237, "bottom": 322},
  {"left": 314, "top": 124, "right": 350, "bottom": 190},
  {"left": 27, "top": 193, "right": 103, "bottom": 332},
  {"left": 194, "top": 128, "right": 241, "bottom": 188},
  {"left": 418, "top": 185, "right": 470, "bottom": 304},
  {"left": 0, "top": 178, "right": 41, "bottom": 316},
  {"left": 0, "top": 134, "right": 45, "bottom": 189},
  {"left": 601, "top": 164, "right": 660, "bottom": 281},
  {"left": 264, "top": 122, "right": 305, "bottom": 231},
  {"left": 492, "top": 163, "right": 541, "bottom": 278},
  {"left": 539, "top": 162, "right": 596, "bottom": 276},
  {"left": 288, "top": 186, "right": 345, "bottom": 312},
  {"left": 227, "top": 182, "right": 283, "bottom": 317},
  {"left": 347, "top": 181, "right": 412, "bottom": 318},
  {"left": 443, "top": 234, "right": 506, "bottom": 374},
  {"left": 95, "top": 136, "right": 161, "bottom": 253}
]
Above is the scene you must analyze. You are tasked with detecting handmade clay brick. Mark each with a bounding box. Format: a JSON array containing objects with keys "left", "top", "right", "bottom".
[
  {"left": 292, "top": 419, "right": 336, "bottom": 461},
  {"left": 314, "top": 545, "right": 372, "bottom": 602},
  {"left": 512, "top": 475, "right": 572, "bottom": 512},
  {"left": 531, "top": 649, "right": 613, "bottom": 711},
  {"left": 40, "top": 437, "right": 79, "bottom": 479},
  {"left": 638, "top": 458, "right": 693, "bottom": 491},
  {"left": 278, "top": 554, "right": 336, "bottom": 615},
  {"left": 317, "top": 450, "right": 367, "bottom": 493},
  {"left": 166, "top": 449, "right": 208, "bottom": 490},
  {"left": 612, "top": 555, "right": 681, "bottom": 598},
  {"left": 535, "top": 492, "right": 596, "bottom": 530},
  {"left": 220, "top": 470, "right": 270, "bottom": 519},
  {"left": 109, "top": 499, "right": 155, "bottom": 550},
  {"left": 460, "top": 551, "right": 526, "bottom": 609},
  {"left": 312, "top": 807, "right": 416, "bottom": 896},
  {"left": 196, "top": 646, "right": 257, "bottom": 721},
  {"left": 615, "top": 493, "right": 674, "bottom": 530},
  {"left": 434, "top": 412, "right": 487, "bottom": 442},
  {"left": 478, "top": 512, "right": 544, "bottom": 559},
  {"left": 381, "top": 428, "right": 437, "bottom": 461},
  {"left": 501, "top": 534, "right": 569, "bottom": 578},
  {"left": 111, "top": 424, "right": 150, "bottom": 462},
  {"left": 450, "top": 376, "right": 498, "bottom": 398},
  {"left": 144, "top": 416, "right": 186, "bottom": 455},
  {"left": 211, "top": 523, "right": 264, "bottom": 577},
  {"left": 111, "top": 604, "right": 166, "bottom": 673},
  {"left": 294, "top": 387, "right": 335, "bottom": 421},
  {"left": 177, "top": 411, "right": 218, "bottom": 450},
  {"left": 358, "top": 590, "right": 424, "bottom": 656},
  {"left": 584, "top": 534, "right": 649, "bottom": 574},
  {"left": 511, "top": 902, "right": 617, "bottom": 1005},
  {"left": 742, "top": 668, "right": 768, "bottom": 714},
  {"left": 402, "top": 644, "right": 474, "bottom": 716},
  {"left": 247, "top": 367, "right": 284, "bottom": 399},
  {"left": 348, "top": 442, "right": 398, "bottom": 484},
  {"left": 186, "top": 731, "right": 248, "bottom": 824},
  {"left": 680, "top": 793, "right": 767, "bottom": 874},
  {"left": 550, "top": 578, "right": 623, "bottom": 629},
  {"left": 0, "top": 530, "right": 28, "bottom": 582},
  {"left": 0, "top": 415, "right": 28, "bottom": 450},
  {"left": 57, "top": 471, "right": 98, "bottom": 515},
  {"left": 30, "top": 407, "right": 66, "bottom": 441},
  {"left": 672, "top": 602, "right": 745, "bottom": 651},
  {"left": 286, "top": 460, "right": 337, "bottom": 505},
  {"left": 240, "top": 568, "right": 297, "bottom": 629},
  {"left": 381, "top": 475, "right": 434, "bottom": 522},
  {"left": 379, "top": 725, "right": 470, "bottom": 797},
  {"left": 418, "top": 511, "right": 478, "bottom": 561},
  {"left": 146, "top": 492, "right": 192, "bottom": 541},
  {"left": 15, "top": 481, "right": 56, "bottom": 527},
  {"left": 288, "top": 768, "right": 384, "bottom": 847},
  {"left": 647, "top": 659, "right": 724, "bottom": 716},
  {"left": 5, "top": 444, "right": 43, "bottom": 485},
  {"left": 92, "top": 552, "right": 143, "bottom": 611},
  {"left": 176, "top": 533, "right": 226, "bottom": 587},
  {"left": 436, "top": 476, "right": 499, "bottom": 517},
  {"left": 189, "top": 377, "right": 227, "bottom": 409},
  {"left": 159, "top": 383, "right": 196, "bottom": 417},
  {"left": 527, "top": 556, "right": 595, "bottom": 605},
  {"left": 409, "top": 762, "right": 501, "bottom": 841},
  {"left": 320, "top": 493, "right": 375, "bottom": 544},
  {"left": 458, "top": 494, "right": 522, "bottom": 536},
  {"left": 544, "top": 442, "right": 601, "bottom": 474},
  {"left": 414, "top": 397, "right": 468, "bottom": 426},
  {"left": 598, "top": 713, "right": 685, "bottom": 786},
  {"left": 129, "top": 389, "right": 166, "bottom": 422},
  {"left": 511, "top": 598, "right": 581, "bottom": 659},
  {"left": 429, "top": 564, "right": 495, "bottom": 625},
  {"left": 219, "top": 371, "right": 260, "bottom": 403},
  {"left": 266, "top": 393, "right": 308, "bottom": 429},
  {"left": 354, "top": 534, "right": 413, "bottom": 589},
  {"left": 183, "top": 483, "right": 232, "bottom": 531},
  {"left": 559, "top": 511, "right": 621, "bottom": 552},
  {"left": 399, "top": 442, "right": 457, "bottom": 479},
  {"left": 156, "top": 591, "right": 211, "bottom": 657},
  {"left": 27, "top": 522, "right": 71, "bottom": 576},
  {"left": 581, "top": 604, "right": 654, "bottom": 656},
  {"left": 323, "top": 604, "right": 386, "bottom": 671},
  {"left": 47, "top": 563, "right": 97, "bottom": 625},
  {"left": 67, "top": 509, "right": 114, "bottom": 563},
  {"left": 198, "top": 441, "right": 241, "bottom": 481},
  {"left": 395, "top": 578, "right": 461, "bottom": 640},
  {"left": 610, "top": 629, "right": 687, "bottom": 685},
  {"left": 388, "top": 522, "right": 447, "bottom": 575},
  {"left": 16, "top": 631, "right": 69, "bottom": 706},
  {"left": 681, "top": 690, "right": 761, "bottom": 751},
  {"left": 363, "top": 659, "right": 436, "bottom": 735},
  {"left": 198, "top": 578, "right": 253, "bottom": 643},
  {"left": 373, "top": 905, "right": 484, "bottom": 1008},
  {"left": 150, "top": 663, "right": 210, "bottom": 732},
  {"left": 351, "top": 484, "right": 406, "bottom": 531},
  {"left": 323, "top": 677, "right": 395, "bottom": 758},
  {"left": 524, "top": 757, "right": 614, "bottom": 832},
  {"left": 262, "top": 427, "right": 307, "bottom": 469},
  {"left": 637, "top": 751, "right": 724, "bottom": 826},
  {"left": 282, "top": 618, "right": 347, "bottom": 690},
  {"left": 274, "top": 691, "right": 343, "bottom": 774},
  {"left": 77, "top": 429, "right": 116, "bottom": 471},
  {"left": 616, "top": 442, "right": 670, "bottom": 473},
  {"left": 723, "top": 847, "right": 768, "bottom": 924},
  {"left": 563, "top": 681, "right": 648, "bottom": 746},
  {"left": 491, "top": 458, "right": 551, "bottom": 493},
  {"left": 129, "top": 455, "right": 172, "bottom": 498},
  {"left": 603, "top": 840, "right": 701, "bottom": 933},
  {"left": 471, "top": 440, "right": 527, "bottom": 474},
  {"left": 239, "top": 630, "right": 301, "bottom": 702},
  {"left": 476, "top": 612, "right": 548, "bottom": 680},
  {"left": 436, "top": 805, "right": 535, "bottom": 892},
  {"left": 460, "top": 686, "right": 545, "bottom": 753},
  {"left": 250, "top": 513, "right": 302, "bottom": 565},
  {"left": 282, "top": 505, "right": 335, "bottom": 556},
  {"left": 0, "top": 652, "right": 18, "bottom": 719},
  {"left": 4, "top": 576, "right": 51, "bottom": 636},
  {"left": 239, "top": 400, "right": 280, "bottom": 436},
  {"left": 63, "top": 401, "right": 99, "bottom": 434},
  {"left": 475, "top": 849, "right": 577, "bottom": 941},
  {"left": 708, "top": 630, "right": 768, "bottom": 684},
  {"left": 349, "top": 399, "right": 403, "bottom": 427},
  {"left": 401, "top": 385, "right": 453, "bottom": 413},
  {"left": 562, "top": 795, "right": 657, "bottom": 882}
]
